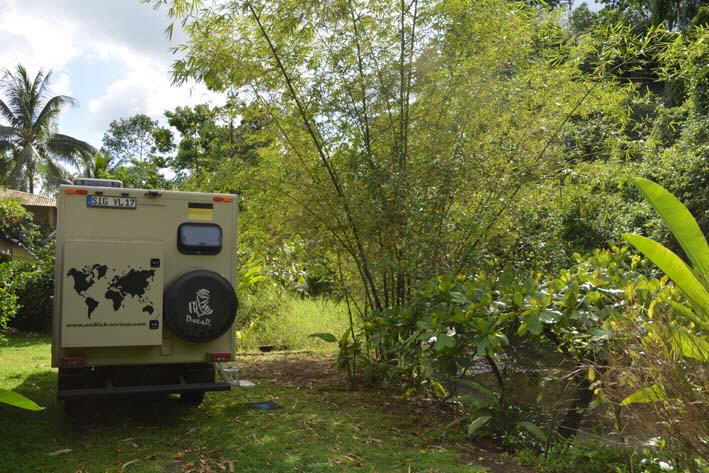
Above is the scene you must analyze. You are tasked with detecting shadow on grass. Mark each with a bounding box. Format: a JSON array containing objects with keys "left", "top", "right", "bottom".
[
  {"left": 5, "top": 369, "right": 198, "bottom": 430},
  {"left": 0, "top": 333, "right": 50, "bottom": 349}
]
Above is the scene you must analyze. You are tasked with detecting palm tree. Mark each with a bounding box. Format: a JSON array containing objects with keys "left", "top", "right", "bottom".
[
  {"left": 83, "top": 152, "right": 119, "bottom": 179},
  {"left": 0, "top": 64, "right": 96, "bottom": 193}
]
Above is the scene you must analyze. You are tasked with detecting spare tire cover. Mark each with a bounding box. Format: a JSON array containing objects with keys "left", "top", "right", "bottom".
[{"left": 164, "top": 270, "right": 237, "bottom": 343}]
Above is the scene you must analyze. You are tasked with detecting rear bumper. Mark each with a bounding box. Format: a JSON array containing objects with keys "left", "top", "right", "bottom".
[
  {"left": 58, "top": 381, "right": 230, "bottom": 400},
  {"left": 57, "top": 362, "right": 228, "bottom": 400}
]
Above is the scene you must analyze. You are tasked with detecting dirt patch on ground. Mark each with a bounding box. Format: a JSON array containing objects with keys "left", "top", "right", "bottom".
[
  {"left": 234, "top": 352, "right": 535, "bottom": 473},
  {"left": 237, "top": 352, "right": 341, "bottom": 388}
]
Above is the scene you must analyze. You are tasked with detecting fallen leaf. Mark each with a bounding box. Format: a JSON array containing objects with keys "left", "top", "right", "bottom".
[
  {"left": 48, "top": 449, "right": 72, "bottom": 456},
  {"left": 121, "top": 459, "right": 140, "bottom": 470}
]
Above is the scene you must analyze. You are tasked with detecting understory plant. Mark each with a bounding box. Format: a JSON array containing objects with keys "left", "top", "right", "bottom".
[
  {"left": 607, "top": 178, "right": 708, "bottom": 456},
  {"left": 362, "top": 246, "right": 669, "bottom": 440}
]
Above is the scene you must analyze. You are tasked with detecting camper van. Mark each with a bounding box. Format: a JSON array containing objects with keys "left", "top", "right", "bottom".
[{"left": 51, "top": 179, "right": 238, "bottom": 410}]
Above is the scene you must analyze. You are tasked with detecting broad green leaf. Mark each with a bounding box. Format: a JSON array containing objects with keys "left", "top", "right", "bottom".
[
  {"left": 450, "top": 291, "right": 470, "bottom": 305},
  {"left": 670, "top": 327, "right": 709, "bottom": 362},
  {"left": 308, "top": 332, "right": 337, "bottom": 343},
  {"left": 540, "top": 309, "right": 562, "bottom": 323},
  {"left": 621, "top": 384, "right": 666, "bottom": 406},
  {"left": 435, "top": 334, "right": 455, "bottom": 351},
  {"left": 667, "top": 300, "right": 709, "bottom": 330},
  {"left": 467, "top": 416, "right": 491, "bottom": 436},
  {"left": 0, "top": 389, "right": 43, "bottom": 411},
  {"left": 429, "top": 380, "right": 448, "bottom": 399},
  {"left": 517, "top": 421, "right": 547, "bottom": 443},
  {"left": 443, "top": 416, "right": 468, "bottom": 432},
  {"left": 623, "top": 234, "right": 709, "bottom": 316},
  {"left": 633, "top": 178, "right": 709, "bottom": 284},
  {"left": 527, "top": 314, "right": 542, "bottom": 335}
]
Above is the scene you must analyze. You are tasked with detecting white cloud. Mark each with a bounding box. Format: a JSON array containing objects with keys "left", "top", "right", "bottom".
[
  {"left": 0, "top": 0, "right": 222, "bottom": 146},
  {"left": 88, "top": 68, "right": 222, "bottom": 134},
  {"left": 51, "top": 71, "right": 72, "bottom": 97},
  {"left": 0, "top": 2, "right": 79, "bottom": 73}
]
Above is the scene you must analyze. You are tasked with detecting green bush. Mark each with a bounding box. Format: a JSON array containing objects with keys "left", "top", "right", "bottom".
[
  {"left": 0, "top": 198, "right": 40, "bottom": 250},
  {"left": 0, "top": 277, "right": 19, "bottom": 329},
  {"left": 0, "top": 257, "right": 54, "bottom": 333}
]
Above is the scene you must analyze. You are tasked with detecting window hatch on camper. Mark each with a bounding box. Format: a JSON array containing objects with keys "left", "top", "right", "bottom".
[{"left": 178, "top": 223, "right": 222, "bottom": 255}]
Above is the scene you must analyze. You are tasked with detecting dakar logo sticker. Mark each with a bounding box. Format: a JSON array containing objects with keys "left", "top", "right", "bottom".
[{"left": 186, "top": 288, "right": 213, "bottom": 326}]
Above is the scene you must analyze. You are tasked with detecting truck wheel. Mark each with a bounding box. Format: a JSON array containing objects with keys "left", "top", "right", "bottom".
[{"left": 180, "top": 392, "right": 205, "bottom": 406}]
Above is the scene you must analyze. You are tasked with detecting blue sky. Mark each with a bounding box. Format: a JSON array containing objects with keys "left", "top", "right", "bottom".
[
  {"left": 574, "top": 0, "right": 603, "bottom": 12},
  {"left": 0, "top": 0, "right": 221, "bottom": 148},
  {"left": 0, "top": 0, "right": 602, "bottom": 149}
]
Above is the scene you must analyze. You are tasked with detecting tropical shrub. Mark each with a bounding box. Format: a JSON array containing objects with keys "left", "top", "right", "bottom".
[
  {"left": 0, "top": 198, "right": 40, "bottom": 251},
  {"left": 0, "top": 248, "right": 54, "bottom": 333},
  {"left": 517, "top": 437, "right": 703, "bottom": 473},
  {"left": 7, "top": 262, "right": 54, "bottom": 333},
  {"left": 606, "top": 178, "right": 708, "bottom": 456},
  {"left": 0, "top": 278, "right": 19, "bottom": 330},
  {"left": 362, "top": 246, "right": 672, "bottom": 438}
]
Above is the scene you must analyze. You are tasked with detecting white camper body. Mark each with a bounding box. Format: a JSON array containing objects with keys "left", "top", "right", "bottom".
[{"left": 52, "top": 182, "right": 238, "bottom": 408}]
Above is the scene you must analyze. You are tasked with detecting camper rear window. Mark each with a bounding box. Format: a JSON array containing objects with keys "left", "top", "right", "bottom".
[{"left": 178, "top": 223, "right": 222, "bottom": 255}]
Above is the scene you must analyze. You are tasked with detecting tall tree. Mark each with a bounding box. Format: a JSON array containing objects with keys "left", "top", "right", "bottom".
[
  {"left": 0, "top": 65, "right": 96, "bottom": 193},
  {"left": 96, "top": 113, "right": 175, "bottom": 189},
  {"left": 165, "top": 102, "right": 270, "bottom": 176},
  {"left": 101, "top": 114, "right": 167, "bottom": 165},
  {"left": 155, "top": 0, "right": 632, "bottom": 313},
  {"left": 600, "top": 0, "right": 705, "bottom": 30}
]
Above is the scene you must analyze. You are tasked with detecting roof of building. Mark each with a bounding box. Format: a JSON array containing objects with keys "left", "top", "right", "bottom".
[{"left": 0, "top": 188, "right": 56, "bottom": 207}]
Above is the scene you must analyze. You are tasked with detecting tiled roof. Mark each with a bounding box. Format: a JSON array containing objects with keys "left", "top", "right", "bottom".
[{"left": 0, "top": 188, "right": 56, "bottom": 207}]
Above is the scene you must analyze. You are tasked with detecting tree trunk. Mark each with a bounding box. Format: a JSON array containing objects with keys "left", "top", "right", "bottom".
[{"left": 28, "top": 162, "right": 34, "bottom": 194}]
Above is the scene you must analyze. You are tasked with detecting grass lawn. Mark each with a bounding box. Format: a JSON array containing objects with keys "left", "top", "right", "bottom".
[{"left": 0, "top": 334, "right": 529, "bottom": 473}]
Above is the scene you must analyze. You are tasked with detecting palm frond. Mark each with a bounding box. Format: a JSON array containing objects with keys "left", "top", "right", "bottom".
[
  {"left": 41, "top": 158, "right": 73, "bottom": 192},
  {"left": 46, "top": 133, "right": 97, "bottom": 166},
  {"left": 27, "top": 69, "right": 46, "bottom": 115},
  {"left": 1, "top": 66, "right": 32, "bottom": 129},
  {"left": 18, "top": 65, "right": 36, "bottom": 125},
  {"left": 5, "top": 151, "right": 28, "bottom": 191},
  {"left": 33, "top": 95, "right": 77, "bottom": 136},
  {"left": 34, "top": 69, "right": 53, "bottom": 102},
  {"left": 0, "top": 98, "right": 18, "bottom": 127},
  {"left": 0, "top": 125, "right": 17, "bottom": 140},
  {"left": 0, "top": 138, "right": 15, "bottom": 155}
]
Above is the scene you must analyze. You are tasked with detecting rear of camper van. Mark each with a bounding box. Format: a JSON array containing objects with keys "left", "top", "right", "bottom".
[{"left": 52, "top": 180, "right": 238, "bottom": 409}]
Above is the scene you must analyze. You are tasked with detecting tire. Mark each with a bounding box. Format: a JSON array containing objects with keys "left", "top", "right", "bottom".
[
  {"left": 180, "top": 392, "right": 205, "bottom": 406},
  {"left": 163, "top": 270, "right": 237, "bottom": 343}
]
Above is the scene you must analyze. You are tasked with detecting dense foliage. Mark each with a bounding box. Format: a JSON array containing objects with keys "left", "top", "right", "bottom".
[
  {"left": 0, "top": 198, "right": 40, "bottom": 250},
  {"left": 1, "top": 0, "right": 707, "bottom": 468},
  {"left": 0, "top": 247, "right": 54, "bottom": 333}
]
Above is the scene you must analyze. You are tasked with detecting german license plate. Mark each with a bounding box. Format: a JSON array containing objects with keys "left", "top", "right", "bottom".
[{"left": 87, "top": 195, "right": 137, "bottom": 209}]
